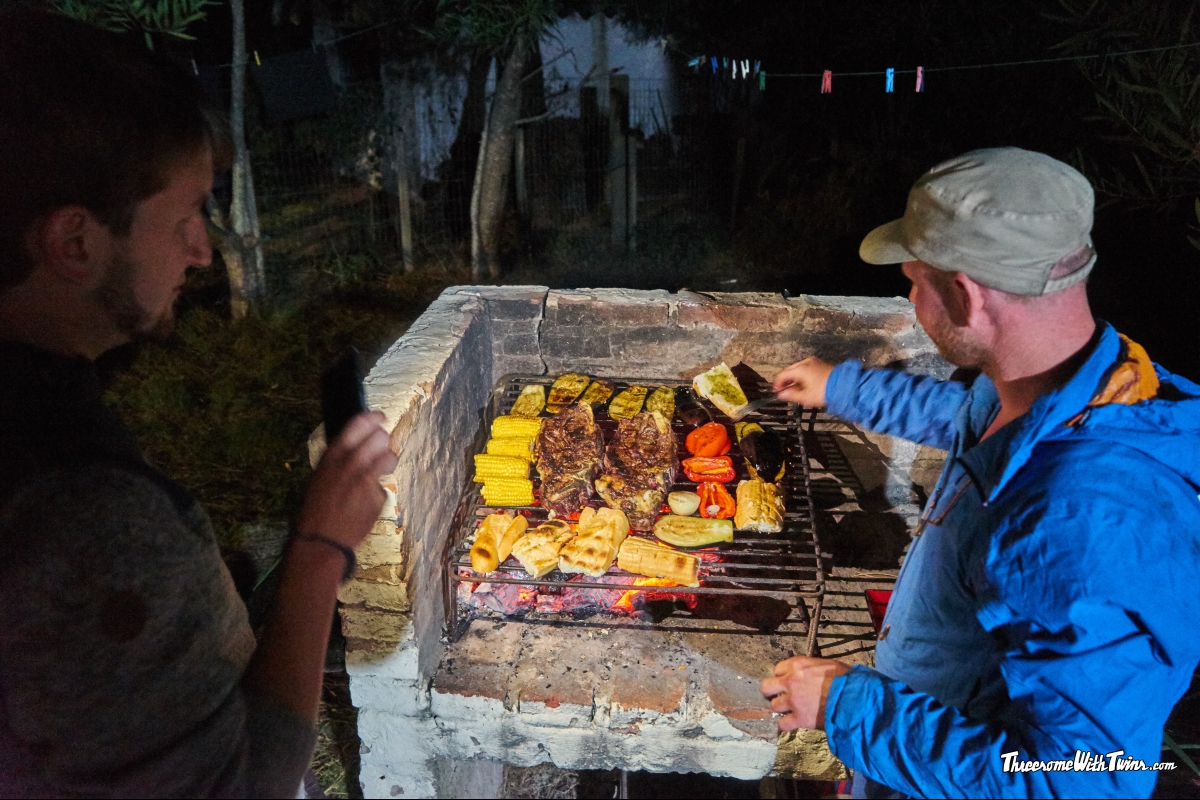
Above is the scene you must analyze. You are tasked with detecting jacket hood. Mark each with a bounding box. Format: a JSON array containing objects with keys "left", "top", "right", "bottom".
[{"left": 960, "top": 323, "right": 1200, "bottom": 502}]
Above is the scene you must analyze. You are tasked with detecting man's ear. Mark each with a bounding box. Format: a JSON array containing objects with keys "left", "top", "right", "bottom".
[
  {"left": 947, "top": 272, "right": 986, "bottom": 328},
  {"left": 26, "top": 206, "right": 110, "bottom": 285}
]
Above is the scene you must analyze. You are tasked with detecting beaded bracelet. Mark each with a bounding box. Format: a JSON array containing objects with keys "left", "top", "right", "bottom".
[{"left": 295, "top": 533, "right": 357, "bottom": 584}]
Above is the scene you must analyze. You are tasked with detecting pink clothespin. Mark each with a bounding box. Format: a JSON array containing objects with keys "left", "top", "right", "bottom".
[
  {"left": 916, "top": 66, "right": 925, "bottom": 92},
  {"left": 821, "top": 70, "right": 832, "bottom": 93}
]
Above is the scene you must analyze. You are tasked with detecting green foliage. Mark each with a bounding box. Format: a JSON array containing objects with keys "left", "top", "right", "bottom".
[
  {"left": 426, "top": 0, "right": 559, "bottom": 54},
  {"left": 104, "top": 259, "right": 460, "bottom": 547},
  {"left": 1055, "top": 0, "right": 1200, "bottom": 206},
  {"left": 51, "top": 0, "right": 212, "bottom": 48}
]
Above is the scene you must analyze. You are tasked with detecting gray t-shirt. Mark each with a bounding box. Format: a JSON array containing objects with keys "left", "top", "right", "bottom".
[{"left": 0, "top": 338, "right": 317, "bottom": 797}]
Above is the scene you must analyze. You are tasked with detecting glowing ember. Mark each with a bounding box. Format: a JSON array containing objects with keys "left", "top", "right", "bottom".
[{"left": 613, "top": 577, "right": 681, "bottom": 614}]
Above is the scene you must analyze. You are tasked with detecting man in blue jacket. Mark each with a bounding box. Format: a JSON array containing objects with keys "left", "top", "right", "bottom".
[{"left": 762, "top": 148, "right": 1200, "bottom": 798}]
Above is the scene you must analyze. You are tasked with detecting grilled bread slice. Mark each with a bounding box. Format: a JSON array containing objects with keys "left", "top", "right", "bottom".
[
  {"left": 470, "top": 512, "right": 514, "bottom": 573},
  {"left": 617, "top": 537, "right": 700, "bottom": 587},
  {"left": 558, "top": 507, "right": 631, "bottom": 576},
  {"left": 692, "top": 363, "right": 749, "bottom": 419},
  {"left": 510, "top": 519, "right": 575, "bottom": 577},
  {"left": 497, "top": 514, "right": 529, "bottom": 561}
]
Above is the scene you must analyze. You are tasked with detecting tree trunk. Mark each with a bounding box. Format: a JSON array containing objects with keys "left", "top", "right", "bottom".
[
  {"left": 228, "top": 0, "right": 265, "bottom": 319},
  {"left": 472, "top": 46, "right": 526, "bottom": 281}
]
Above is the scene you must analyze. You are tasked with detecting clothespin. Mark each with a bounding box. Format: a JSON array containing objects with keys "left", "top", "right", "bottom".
[
  {"left": 732, "top": 60, "right": 738, "bottom": 79},
  {"left": 711, "top": 56, "right": 718, "bottom": 73},
  {"left": 821, "top": 70, "right": 832, "bottom": 94},
  {"left": 741, "top": 60, "right": 750, "bottom": 79},
  {"left": 688, "top": 57, "right": 701, "bottom": 68},
  {"left": 759, "top": 71, "right": 766, "bottom": 91},
  {"left": 915, "top": 66, "right": 925, "bottom": 92},
  {"left": 723, "top": 57, "right": 728, "bottom": 69},
  {"left": 253, "top": 50, "right": 261, "bottom": 66},
  {"left": 885, "top": 67, "right": 894, "bottom": 93},
  {"left": 753, "top": 60, "right": 761, "bottom": 76},
  {"left": 190, "top": 58, "right": 199, "bottom": 76}
]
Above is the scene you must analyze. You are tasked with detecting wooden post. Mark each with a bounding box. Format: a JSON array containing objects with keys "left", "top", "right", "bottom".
[
  {"left": 627, "top": 133, "right": 638, "bottom": 253},
  {"left": 514, "top": 125, "right": 528, "bottom": 218},
  {"left": 395, "top": 130, "right": 414, "bottom": 272},
  {"left": 608, "top": 74, "right": 630, "bottom": 249}
]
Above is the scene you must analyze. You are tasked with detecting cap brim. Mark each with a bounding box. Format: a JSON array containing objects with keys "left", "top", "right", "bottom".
[{"left": 859, "top": 219, "right": 916, "bottom": 264}]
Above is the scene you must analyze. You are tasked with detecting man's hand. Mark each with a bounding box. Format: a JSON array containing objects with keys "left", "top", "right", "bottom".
[
  {"left": 760, "top": 656, "right": 851, "bottom": 731},
  {"left": 773, "top": 358, "right": 835, "bottom": 408},
  {"left": 295, "top": 411, "right": 399, "bottom": 550}
]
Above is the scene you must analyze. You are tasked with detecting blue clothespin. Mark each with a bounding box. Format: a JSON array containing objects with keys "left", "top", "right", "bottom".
[
  {"left": 886, "top": 67, "right": 894, "bottom": 93},
  {"left": 723, "top": 57, "right": 729, "bottom": 69},
  {"left": 753, "top": 60, "right": 761, "bottom": 75},
  {"left": 711, "top": 56, "right": 718, "bottom": 73},
  {"left": 688, "top": 57, "right": 701, "bottom": 68}
]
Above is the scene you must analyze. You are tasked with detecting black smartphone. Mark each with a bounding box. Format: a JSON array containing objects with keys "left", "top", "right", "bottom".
[{"left": 320, "top": 346, "right": 367, "bottom": 443}]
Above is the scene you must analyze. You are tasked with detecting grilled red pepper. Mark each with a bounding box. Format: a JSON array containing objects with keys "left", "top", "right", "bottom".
[
  {"left": 681, "top": 455, "right": 736, "bottom": 483},
  {"left": 698, "top": 481, "right": 736, "bottom": 519},
  {"left": 685, "top": 422, "right": 731, "bottom": 457}
]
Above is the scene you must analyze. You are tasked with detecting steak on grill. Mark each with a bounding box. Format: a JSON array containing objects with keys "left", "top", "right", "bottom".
[
  {"left": 595, "top": 410, "right": 677, "bottom": 531},
  {"left": 534, "top": 402, "right": 604, "bottom": 517}
]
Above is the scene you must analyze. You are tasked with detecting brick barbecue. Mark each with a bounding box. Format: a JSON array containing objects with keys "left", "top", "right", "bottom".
[{"left": 308, "top": 287, "right": 950, "bottom": 798}]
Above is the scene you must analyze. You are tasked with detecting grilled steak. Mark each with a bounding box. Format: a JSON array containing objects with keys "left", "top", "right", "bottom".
[
  {"left": 534, "top": 402, "right": 604, "bottom": 517},
  {"left": 595, "top": 410, "right": 677, "bottom": 531}
]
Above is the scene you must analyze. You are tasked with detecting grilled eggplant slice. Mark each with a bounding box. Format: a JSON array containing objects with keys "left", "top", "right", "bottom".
[
  {"left": 674, "top": 386, "right": 712, "bottom": 427},
  {"left": 644, "top": 385, "right": 675, "bottom": 420},
  {"left": 578, "top": 379, "right": 615, "bottom": 408},
  {"left": 510, "top": 384, "right": 546, "bottom": 417},
  {"left": 607, "top": 385, "right": 648, "bottom": 420},
  {"left": 546, "top": 373, "right": 590, "bottom": 413},
  {"left": 740, "top": 427, "right": 786, "bottom": 482}
]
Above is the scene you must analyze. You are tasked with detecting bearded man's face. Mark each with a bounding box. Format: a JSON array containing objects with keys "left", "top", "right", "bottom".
[{"left": 903, "top": 261, "right": 988, "bottom": 369}]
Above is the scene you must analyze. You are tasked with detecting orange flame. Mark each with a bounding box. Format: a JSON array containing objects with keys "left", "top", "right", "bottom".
[{"left": 613, "top": 577, "right": 678, "bottom": 613}]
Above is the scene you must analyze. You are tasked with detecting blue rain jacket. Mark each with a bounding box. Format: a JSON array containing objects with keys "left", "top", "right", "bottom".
[{"left": 820, "top": 322, "right": 1200, "bottom": 798}]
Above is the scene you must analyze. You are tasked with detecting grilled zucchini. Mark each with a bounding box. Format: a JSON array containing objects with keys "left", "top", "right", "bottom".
[
  {"left": 644, "top": 386, "right": 675, "bottom": 420},
  {"left": 546, "top": 373, "right": 590, "bottom": 413},
  {"left": 510, "top": 384, "right": 546, "bottom": 417},
  {"left": 608, "top": 385, "right": 648, "bottom": 420}
]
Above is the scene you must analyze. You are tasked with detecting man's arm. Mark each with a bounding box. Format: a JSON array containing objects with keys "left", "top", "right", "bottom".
[
  {"left": 774, "top": 358, "right": 968, "bottom": 450},
  {"left": 0, "top": 412, "right": 397, "bottom": 797},
  {"left": 766, "top": 454, "right": 1200, "bottom": 798}
]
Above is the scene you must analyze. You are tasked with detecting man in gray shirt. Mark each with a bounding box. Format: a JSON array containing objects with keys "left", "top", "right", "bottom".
[{"left": 0, "top": 9, "right": 398, "bottom": 796}]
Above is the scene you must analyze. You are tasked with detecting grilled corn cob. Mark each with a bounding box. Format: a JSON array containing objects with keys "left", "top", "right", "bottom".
[
  {"left": 473, "top": 454, "right": 530, "bottom": 482},
  {"left": 481, "top": 478, "right": 535, "bottom": 507},
  {"left": 485, "top": 436, "right": 535, "bottom": 462},
  {"left": 491, "top": 415, "right": 543, "bottom": 439}
]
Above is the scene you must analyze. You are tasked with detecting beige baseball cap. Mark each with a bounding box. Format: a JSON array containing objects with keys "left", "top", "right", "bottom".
[{"left": 859, "top": 147, "right": 1097, "bottom": 296}]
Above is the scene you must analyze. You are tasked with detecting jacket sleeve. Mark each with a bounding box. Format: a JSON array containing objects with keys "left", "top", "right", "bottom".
[
  {"left": 823, "top": 453, "right": 1197, "bottom": 798},
  {"left": 0, "top": 466, "right": 315, "bottom": 798},
  {"left": 824, "top": 360, "right": 967, "bottom": 450}
]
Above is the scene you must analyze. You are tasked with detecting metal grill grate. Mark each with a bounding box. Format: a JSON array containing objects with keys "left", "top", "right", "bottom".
[{"left": 443, "top": 373, "right": 826, "bottom": 650}]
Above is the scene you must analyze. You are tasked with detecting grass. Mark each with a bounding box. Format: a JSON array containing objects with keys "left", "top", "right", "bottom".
[{"left": 102, "top": 254, "right": 467, "bottom": 549}]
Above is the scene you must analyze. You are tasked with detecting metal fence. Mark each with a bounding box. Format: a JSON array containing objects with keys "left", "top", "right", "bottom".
[{"left": 248, "top": 76, "right": 721, "bottom": 269}]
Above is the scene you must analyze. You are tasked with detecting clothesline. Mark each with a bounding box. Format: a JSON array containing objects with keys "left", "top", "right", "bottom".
[{"left": 758, "top": 40, "right": 1200, "bottom": 79}]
